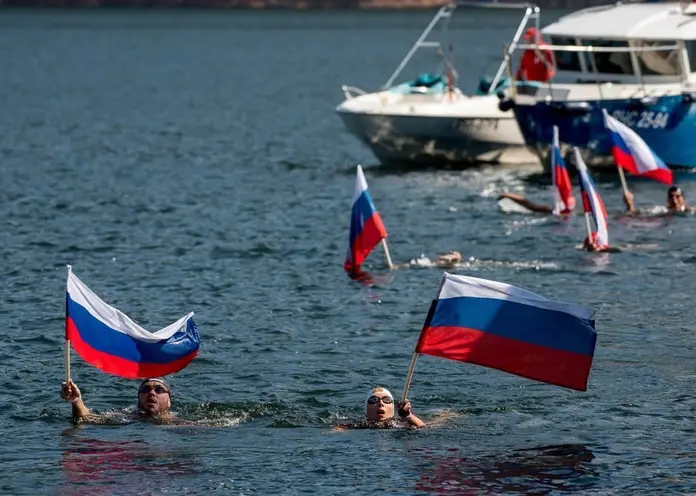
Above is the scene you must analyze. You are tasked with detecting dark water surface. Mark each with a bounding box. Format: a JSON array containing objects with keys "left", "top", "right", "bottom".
[{"left": 2, "top": 8, "right": 696, "bottom": 495}]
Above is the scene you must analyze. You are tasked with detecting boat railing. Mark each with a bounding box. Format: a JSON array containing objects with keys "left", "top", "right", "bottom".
[
  {"left": 381, "top": 1, "right": 539, "bottom": 92},
  {"left": 514, "top": 43, "right": 681, "bottom": 54},
  {"left": 382, "top": 2, "right": 456, "bottom": 89},
  {"left": 508, "top": 41, "right": 683, "bottom": 99},
  {"left": 341, "top": 85, "right": 368, "bottom": 100},
  {"left": 487, "top": 5, "right": 540, "bottom": 95}
]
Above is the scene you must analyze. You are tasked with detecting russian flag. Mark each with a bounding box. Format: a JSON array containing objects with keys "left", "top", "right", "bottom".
[
  {"left": 550, "top": 126, "right": 575, "bottom": 215},
  {"left": 575, "top": 149, "right": 609, "bottom": 248},
  {"left": 344, "top": 165, "right": 388, "bottom": 273},
  {"left": 603, "top": 109, "right": 673, "bottom": 185},
  {"left": 415, "top": 273, "right": 597, "bottom": 391},
  {"left": 66, "top": 270, "right": 200, "bottom": 379}
]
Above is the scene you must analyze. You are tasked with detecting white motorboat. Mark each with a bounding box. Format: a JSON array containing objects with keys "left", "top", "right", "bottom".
[{"left": 335, "top": 2, "right": 540, "bottom": 167}]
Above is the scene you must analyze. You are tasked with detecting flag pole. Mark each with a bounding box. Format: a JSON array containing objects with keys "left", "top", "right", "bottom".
[
  {"left": 381, "top": 239, "right": 394, "bottom": 270},
  {"left": 400, "top": 279, "right": 444, "bottom": 401},
  {"left": 617, "top": 165, "right": 630, "bottom": 196},
  {"left": 401, "top": 351, "right": 419, "bottom": 401},
  {"left": 65, "top": 265, "right": 72, "bottom": 384},
  {"left": 602, "top": 108, "right": 631, "bottom": 197},
  {"left": 583, "top": 212, "right": 594, "bottom": 240}
]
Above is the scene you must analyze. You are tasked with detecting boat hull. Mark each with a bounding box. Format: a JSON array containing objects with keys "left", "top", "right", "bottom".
[
  {"left": 337, "top": 108, "right": 536, "bottom": 166},
  {"left": 512, "top": 93, "right": 696, "bottom": 171}
]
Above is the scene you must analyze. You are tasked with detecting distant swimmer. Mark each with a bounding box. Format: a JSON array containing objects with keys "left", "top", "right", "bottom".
[
  {"left": 334, "top": 386, "right": 425, "bottom": 430},
  {"left": 393, "top": 251, "right": 463, "bottom": 269},
  {"left": 581, "top": 232, "right": 621, "bottom": 253},
  {"left": 497, "top": 192, "right": 573, "bottom": 217},
  {"left": 61, "top": 377, "right": 177, "bottom": 425},
  {"left": 624, "top": 186, "right": 696, "bottom": 215}
]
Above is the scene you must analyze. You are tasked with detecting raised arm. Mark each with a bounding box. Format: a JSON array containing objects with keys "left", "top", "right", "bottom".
[
  {"left": 498, "top": 192, "right": 553, "bottom": 214},
  {"left": 397, "top": 399, "right": 426, "bottom": 429},
  {"left": 60, "top": 379, "right": 91, "bottom": 422},
  {"left": 623, "top": 191, "right": 637, "bottom": 213}
]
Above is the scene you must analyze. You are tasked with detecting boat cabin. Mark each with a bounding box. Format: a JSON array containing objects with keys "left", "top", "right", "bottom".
[{"left": 530, "top": 2, "right": 696, "bottom": 85}]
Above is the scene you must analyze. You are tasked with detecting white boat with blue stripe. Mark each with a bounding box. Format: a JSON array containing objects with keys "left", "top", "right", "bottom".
[{"left": 505, "top": 1, "right": 696, "bottom": 171}]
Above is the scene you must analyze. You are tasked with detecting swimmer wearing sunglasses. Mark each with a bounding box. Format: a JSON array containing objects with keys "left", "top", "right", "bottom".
[{"left": 60, "top": 377, "right": 174, "bottom": 424}]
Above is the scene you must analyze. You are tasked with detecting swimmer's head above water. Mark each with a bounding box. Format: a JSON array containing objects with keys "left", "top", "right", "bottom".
[
  {"left": 137, "top": 377, "right": 171, "bottom": 417},
  {"left": 365, "top": 386, "right": 394, "bottom": 422},
  {"left": 434, "top": 251, "right": 462, "bottom": 266},
  {"left": 583, "top": 232, "right": 605, "bottom": 252},
  {"left": 667, "top": 186, "right": 687, "bottom": 212}
]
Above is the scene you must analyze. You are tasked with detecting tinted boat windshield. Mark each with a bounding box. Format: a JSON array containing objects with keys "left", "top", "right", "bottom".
[{"left": 581, "top": 39, "right": 633, "bottom": 75}]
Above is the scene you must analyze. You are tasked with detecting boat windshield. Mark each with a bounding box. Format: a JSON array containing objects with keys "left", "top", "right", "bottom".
[
  {"left": 633, "top": 40, "right": 680, "bottom": 76},
  {"left": 580, "top": 39, "right": 633, "bottom": 75},
  {"left": 548, "top": 36, "right": 581, "bottom": 72},
  {"left": 532, "top": 36, "right": 684, "bottom": 82}
]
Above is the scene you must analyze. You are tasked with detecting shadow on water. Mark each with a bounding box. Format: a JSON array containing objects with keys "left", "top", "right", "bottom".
[{"left": 411, "top": 444, "right": 598, "bottom": 494}]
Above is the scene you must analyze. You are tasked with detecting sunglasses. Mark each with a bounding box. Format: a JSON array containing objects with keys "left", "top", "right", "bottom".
[
  {"left": 139, "top": 385, "right": 169, "bottom": 395},
  {"left": 367, "top": 395, "right": 393, "bottom": 405}
]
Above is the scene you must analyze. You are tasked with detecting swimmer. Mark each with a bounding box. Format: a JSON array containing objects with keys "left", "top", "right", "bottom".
[
  {"left": 393, "top": 251, "right": 463, "bottom": 269},
  {"left": 624, "top": 186, "right": 695, "bottom": 215},
  {"left": 497, "top": 192, "right": 573, "bottom": 216},
  {"left": 60, "top": 378, "right": 175, "bottom": 424},
  {"left": 581, "top": 233, "right": 620, "bottom": 253},
  {"left": 335, "top": 386, "right": 425, "bottom": 430}
]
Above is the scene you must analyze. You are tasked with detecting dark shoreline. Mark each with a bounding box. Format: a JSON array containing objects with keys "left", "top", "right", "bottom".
[{"left": 0, "top": 1, "right": 620, "bottom": 9}]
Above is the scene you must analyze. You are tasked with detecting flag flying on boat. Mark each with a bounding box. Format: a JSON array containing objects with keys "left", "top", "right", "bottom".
[
  {"left": 550, "top": 125, "right": 575, "bottom": 215},
  {"left": 344, "top": 165, "right": 388, "bottom": 273},
  {"left": 65, "top": 269, "right": 200, "bottom": 379},
  {"left": 602, "top": 109, "right": 673, "bottom": 185},
  {"left": 575, "top": 148, "right": 610, "bottom": 248},
  {"left": 415, "top": 272, "right": 597, "bottom": 391}
]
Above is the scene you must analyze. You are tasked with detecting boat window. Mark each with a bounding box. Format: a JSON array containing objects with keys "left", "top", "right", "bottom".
[
  {"left": 686, "top": 40, "right": 696, "bottom": 74},
  {"left": 580, "top": 39, "right": 633, "bottom": 75},
  {"left": 548, "top": 36, "right": 581, "bottom": 71},
  {"left": 634, "top": 40, "right": 680, "bottom": 76}
]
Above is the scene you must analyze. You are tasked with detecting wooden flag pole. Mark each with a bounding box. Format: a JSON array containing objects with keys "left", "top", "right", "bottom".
[
  {"left": 602, "top": 108, "right": 631, "bottom": 197},
  {"left": 617, "top": 165, "right": 630, "bottom": 196},
  {"left": 583, "top": 212, "right": 594, "bottom": 241},
  {"left": 401, "top": 351, "right": 420, "bottom": 401},
  {"left": 381, "top": 239, "right": 394, "bottom": 270},
  {"left": 401, "top": 291, "right": 442, "bottom": 402},
  {"left": 65, "top": 265, "right": 72, "bottom": 384}
]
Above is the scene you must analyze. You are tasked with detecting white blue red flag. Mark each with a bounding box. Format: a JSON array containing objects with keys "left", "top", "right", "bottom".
[
  {"left": 344, "top": 165, "right": 388, "bottom": 273},
  {"left": 416, "top": 273, "right": 597, "bottom": 391},
  {"left": 551, "top": 125, "right": 575, "bottom": 215},
  {"left": 66, "top": 269, "right": 200, "bottom": 379},
  {"left": 603, "top": 109, "right": 673, "bottom": 185},
  {"left": 575, "top": 148, "right": 609, "bottom": 248}
]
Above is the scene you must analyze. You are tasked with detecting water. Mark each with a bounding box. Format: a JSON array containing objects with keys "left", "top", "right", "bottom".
[{"left": 1, "top": 8, "right": 696, "bottom": 495}]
